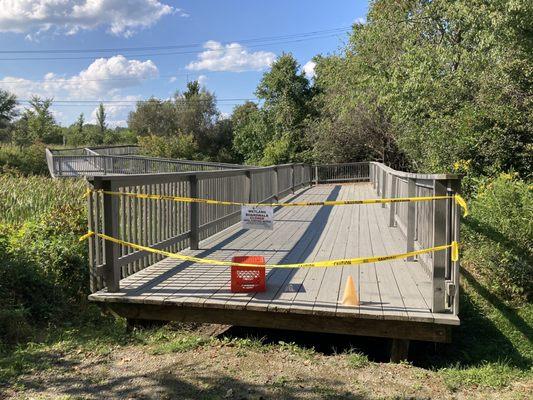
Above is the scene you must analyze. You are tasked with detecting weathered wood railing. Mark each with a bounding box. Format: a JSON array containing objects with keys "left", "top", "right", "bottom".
[
  {"left": 86, "top": 163, "right": 312, "bottom": 293},
  {"left": 86, "top": 161, "right": 461, "bottom": 315},
  {"left": 313, "top": 162, "right": 370, "bottom": 183},
  {"left": 368, "top": 162, "right": 462, "bottom": 314},
  {"left": 46, "top": 146, "right": 245, "bottom": 178}
]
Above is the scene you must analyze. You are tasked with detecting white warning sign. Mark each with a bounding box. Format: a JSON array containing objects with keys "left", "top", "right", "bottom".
[{"left": 241, "top": 205, "right": 274, "bottom": 230}]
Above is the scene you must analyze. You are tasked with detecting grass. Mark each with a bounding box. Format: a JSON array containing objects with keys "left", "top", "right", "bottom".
[
  {"left": 346, "top": 351, "right": 369, "bottom": 369},
  {"left": 0, "top": 174, "right": 86, "bottom": 225},
  {"left": 277, "top": 340, "right": 316, "bottom": 359},
  {"left": 427, "top": 269, "right": 533, "bottom": 390},
  {"left": 0, "top": 172, "right": 530, "bottom": 396},
  {"left": 150, "top": 334, "right": 209, "bottom": 355},
  {"left": 440, "top": 361, "right": 527, "bottom": 391}
]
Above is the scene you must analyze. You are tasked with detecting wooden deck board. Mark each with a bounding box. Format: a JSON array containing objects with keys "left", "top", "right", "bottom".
[{"left": 89, "top": 183, "right": 459, "bottom": 327}]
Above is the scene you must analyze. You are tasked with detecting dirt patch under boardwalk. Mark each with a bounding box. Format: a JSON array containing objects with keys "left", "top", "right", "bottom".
[{"left": 2, "top": 324, "right": 531, "bottom": 400}]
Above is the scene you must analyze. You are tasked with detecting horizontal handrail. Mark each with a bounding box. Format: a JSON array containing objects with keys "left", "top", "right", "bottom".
[
  {"left": 369, "top": 161, "right": 461, "bottom": 180},
  {"left": 46, "top": 151, "right": 246, "bottom": 177}
]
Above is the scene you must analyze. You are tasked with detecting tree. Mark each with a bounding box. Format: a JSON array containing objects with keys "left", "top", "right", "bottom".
[
  {"left": 311, "top": 0, "right": 532, "bottom": 177},
  {"left": 96, "top": 103, "right": 107, "bottom": 136},
  {"left": 232, "top": 102, "right": 272, "bottom": 164},
  {"left": 0, "top": 89, "right": 17, "bottom": 130},
  {"left": 174, "top": 80, "right": 219, "bottom": 150},
  {"left": 12, "top": 114, "right": 32, "bottom": 149},
  {"left": 129, "top": 80, "right": 228, "bottom": 161},
  {"left": 66, "top": 113, "right": 86, "bottom": 146},
  {"left": 18, "top": 96, "right": 62, "bottom": 145},
  {"left": 138, "top": 133, "right": 199, "bottom": 160},
  {"left": 127, "top": 98, "right": 178, "bottom": 137},
  {"left": 233, "top": 54, "right": 315, "bottom": 165},
  {"left": 76, "top": 113, "right": 85, "bottom": 137}
]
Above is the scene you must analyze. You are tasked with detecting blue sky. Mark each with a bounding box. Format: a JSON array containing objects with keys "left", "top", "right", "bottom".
[{"left": 0, "top": 0, "right": 368, "bottom": 127}]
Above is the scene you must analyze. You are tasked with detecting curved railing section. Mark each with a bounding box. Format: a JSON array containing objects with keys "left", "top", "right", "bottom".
[{"left": 46, "top": 145, "right": 245, "bottom": 177}]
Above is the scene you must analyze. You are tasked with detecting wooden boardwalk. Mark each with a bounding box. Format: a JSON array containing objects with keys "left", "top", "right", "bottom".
[{"left": 90, "top": 183, "right": 459, "bottom": 342}]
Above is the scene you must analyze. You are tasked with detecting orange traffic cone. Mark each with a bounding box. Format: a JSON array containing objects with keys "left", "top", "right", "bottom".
[{"left": 342, "top": 276, "right": 360, "bottom": 306}]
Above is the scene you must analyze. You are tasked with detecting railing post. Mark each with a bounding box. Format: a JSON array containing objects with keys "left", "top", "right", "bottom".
[
  {"left": 189, "top": 175, "right": 199, "bottom": 250},
  {"left": 245, "top": 170, "right": 252, "bottom": 202},
  {"left": 381, "top": 171, "right": 387, "bottom": 208},
  {"left": 432, "top": 179, "right": 448, "bottom": 312},
  {"left": 314, "top": 165, "right": 319, "bottom": 185},
  {"left": 389, "top": 175, "right": 397, "bottom": 227},
  {"left": 377, "top": 168, "right": 382, "bottom": 195},
  {"left": 406, "top": 178, "right": 416, "bottom": 261},
  {"left": 102, "top": 180, "right": 121, "bottom": 292},
  {"left": 291, "top": 164, "right": 295, "bottom": 193},
  {"left": 450, "top": 179, "right": 461, "bottom": 314},
  {"left": 272, "top": 167, "right": 279, "bottom": 201}
]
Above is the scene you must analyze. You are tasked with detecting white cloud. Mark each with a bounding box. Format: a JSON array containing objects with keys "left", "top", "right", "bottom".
[
  {"left": 0, "top": 55, "right": 158, "bottom": 99},
  {"left": 0, "top": 0, "right": 177, "bottom": 38},
  {"left": 90, "top": 96, "right": 138, "bottom": 127},
  {"left": 197, "top": 75, "right": 208, "bottom": 85},
  {"left": 354, "top": 16, "right": 367, "bottom": 25},
  {"left": 303, "top": 61, "right": 316, "bottom": 79},
  {"left": 169, "top": 76, "right": 177, "bottom": 83},
  {"left": 186, "top": 41, "right": 276, "bottom": 72}
]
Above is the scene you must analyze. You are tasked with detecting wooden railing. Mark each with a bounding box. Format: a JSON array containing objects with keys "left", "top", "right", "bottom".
[
  {"left": 85, "top": 160, "right": 461, "bottom": 315},
  {"left": 86, "top": 163, "right": 312, "bottom": 293},
  {"left": 368, "top": 162, "right": 462, "bottom": 314},
  {"left": 46, "top": 146, "right": 245, "bottom": 178},
  {"left": 313, "top": 162, "right": 370, "bottom": 183}
]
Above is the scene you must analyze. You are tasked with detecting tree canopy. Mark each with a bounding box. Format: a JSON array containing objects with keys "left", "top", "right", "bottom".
[{"left": 309, "top": 0, "right": 532, "bottom": 178}]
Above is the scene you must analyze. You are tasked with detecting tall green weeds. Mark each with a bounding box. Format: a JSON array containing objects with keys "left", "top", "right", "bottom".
[{"left": 0, "top": 174, "right": 88, "bottom": 344}]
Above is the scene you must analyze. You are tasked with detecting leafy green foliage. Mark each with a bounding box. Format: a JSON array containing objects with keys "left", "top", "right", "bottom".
[
  {"left": 313, "top": 0, "right": 532, "bottom": 176},
  {"left": 462, "top": 174, "right": 532, "bottom": 304},
  {"left": 232, "top": 102, "right": 272, "bottom": 164},
  {"left": 346, "top": 351, "right": 369, "bottom": 369},
  {"left": 138, "top": 133, "right": 199, "bottom": 160},
  {"left": 25, "top": 96, "right": 63, "bottom": 145},
  {"left": 0, "top": 89, "right": 17, "bottom": 130},
  {"left": 0, "top": 143, "right": 49, "bottom": 175},
  {"left": 233, "top": 54, "right": 314, "bottom": 165},
  {"left": 95, "top": 103, "right": 107, "bottom": 141},
  {"left": 131, "top": 81, "right": 234, "bottom": 162},
  {"left": 0, "top": 175, "right": 88, "bottom": 344}
]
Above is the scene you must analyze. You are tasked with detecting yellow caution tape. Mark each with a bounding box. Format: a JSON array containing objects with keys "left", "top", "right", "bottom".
[
  {"left": 454, "top": 194, "right": 468, "bottom": 217},
  {"left": 80, "top": 231, "right": 459, "bottom": 268},
  {"left": 85, "top": 189, "right": 468, "bottom": 216}
]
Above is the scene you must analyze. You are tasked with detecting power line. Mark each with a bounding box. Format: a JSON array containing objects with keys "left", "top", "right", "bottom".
[
  {"left": 0, "top": 71, "right": 221, "bottom": 84},
  {"left": 0, "top": 27, "right": 350, "bottom": 54},
  {"left": 17, "top": 98, "right": 260, "bottom": 107},
  {"left": 0, "top": 32, "right": 348, "bottom": 61},
  {"left": 18, "top": 98, "right": 257, "bottom": 103}
]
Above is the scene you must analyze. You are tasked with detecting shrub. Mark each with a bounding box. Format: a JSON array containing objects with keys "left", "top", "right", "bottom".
[
  {"left": 462, "top": 174, "right": 532, "bottom": 304},
  {"left": 138, "top": 133, "right": 200, "bottom": 160},
  {"left": 0, "top": 143, "right": 48, "bottom": 176}
]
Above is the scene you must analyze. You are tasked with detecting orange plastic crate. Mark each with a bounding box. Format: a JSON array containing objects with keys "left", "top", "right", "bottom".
[{"left": 231, "top": 256, "right": 266, "bottom": 293}]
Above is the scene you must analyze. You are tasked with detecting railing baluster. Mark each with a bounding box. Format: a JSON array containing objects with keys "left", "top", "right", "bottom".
[{"left": 189, "top": 175, "right": 200, "bottom": 250}]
